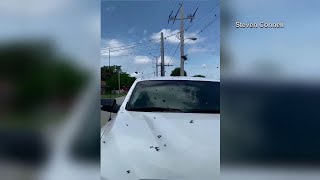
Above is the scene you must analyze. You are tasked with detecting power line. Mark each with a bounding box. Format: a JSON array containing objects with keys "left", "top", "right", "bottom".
[
  {"left": 102, "top": 45, "right": 160, "bottom": 57},
  {"left": 106, "top": 39, "right": 159, "bottom": 50},
  {"left": 168, "top": 42, "right": 180, "bottom": 65},
  {"left": 105, "top": 31, "right": 180, "bottom": 52},
  {"left": 166, "top": 1, "right": 219, "bottom": 66},
  {"left": 168, "top": 15, "right": 219, "bottom": 62},
  {"left": 166, "top": 1, "right": 185, "bottom": 66},
  {"left": 165, "top": 1, "right": 178, "bottom": 30},
  {"left": 185, "top": 15, "right": 220, "bottom": 45},
  {"left": 165, "top": 32, "right": 178, "bottom": 62},
  {"left": 165, "top": 1, "right": 182, "bottom": 58},
  {"left": 107, "top": 39, "right": 160, "bottom": 52},
  {"left": 191, "top": 1, "right": 200, "bottom": 13},
  {"left": 185, "top": 1, "right": 220, "bottom": 32},
  {"left": 106, "top": 43, "right": 159, "bottom": 53},
  {"left": 105, "top": 43, "right": 165, "bottom": 58},
  {"left": 113, "top": 17, "right": 220, "bottom": 62},
  {"left": 167, "top": 0, "right": 199, "bottom": 70},
  {"left": 107, "top": 50, "right": 160, "bottom": 58},
  {"left": 169, "top": 16, "right": 219, "bottom": 64},
  {"left": 189, "top": 34, "right": 220, "bottom": 54},
  {"left": 103, "top": 45, "right": 159, "bottom": 56},
  {"left": 196, "top": 16, "right": 220, "bottom": 35},
  {"left": 185, "top": 1, "right": 200, "bottom": 32},
  {"left": 147, "top": 43, "right": 159, "bottom": 57},
  {"left": 167, "top": 16, "right": 219, "bottom": 68}
]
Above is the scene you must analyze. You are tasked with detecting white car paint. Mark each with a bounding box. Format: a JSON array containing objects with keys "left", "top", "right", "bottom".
[{"left": 101, "top": 77, "right": 220, "bottom": 180}]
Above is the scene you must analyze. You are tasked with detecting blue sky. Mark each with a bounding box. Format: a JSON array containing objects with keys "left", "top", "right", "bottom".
[{"left": 101, "top": 0, "right": 220, "bottom": 79}]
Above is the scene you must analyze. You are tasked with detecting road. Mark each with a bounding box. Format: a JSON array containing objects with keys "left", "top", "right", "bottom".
[{"left": 101, "top": 96, "right": 126, "bottom": 136}]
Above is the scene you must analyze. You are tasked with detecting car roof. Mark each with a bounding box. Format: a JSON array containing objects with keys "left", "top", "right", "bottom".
[{"left": 136, "top": 76, "right": 220, "bottom": 82}]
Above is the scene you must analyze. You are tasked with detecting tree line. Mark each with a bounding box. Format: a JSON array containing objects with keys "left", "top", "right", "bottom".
[
  {"left": 101, "top": 66, "right": 136, "bottom": 93},
  {"left": 101, "top": 66, "right": 206, "bottom": 94}
]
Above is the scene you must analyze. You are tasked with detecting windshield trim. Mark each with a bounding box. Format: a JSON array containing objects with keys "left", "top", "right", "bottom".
[{"left": 125, "top": 80, "right": 220, "bottom": 114}]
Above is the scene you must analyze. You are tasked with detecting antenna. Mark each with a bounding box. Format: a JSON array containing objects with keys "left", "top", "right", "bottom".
[
  {"left": 190, "top": 7, "right": 198, "bottom": 23},
  {"left": 168, "top": 1, "right": 197, "bottom": 76},
  {"left": 173, "top": 3, "right": 183, "bottom": 24},
  {"left": 193, "top": 7, "right": 199, "bottom": 17},
  {"left": 168, "top": 10, "right": 173, "bottom": 24}
]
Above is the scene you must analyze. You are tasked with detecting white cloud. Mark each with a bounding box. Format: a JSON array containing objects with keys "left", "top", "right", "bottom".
[
  {"left": 101, "top": 39, "right": 129, "bottom": 57},
  {"left": 157, "top": 56, "right": 175, "bottom": 65},
  {"left": 130, "top": 72, "right": 140, "bottom": 77},
  {"left": 188, "top": 46, "right": 208, "bottom": 54},
  {"left": 150, "top": 29, "right": 202, "bottom": 44},
  {"left": 150, "top": 29, "right": 179, "bottom": 43},
  {"left": 202, "top": 64, "right": 207, "bottom": 68},
  {"left": 134, "top": 56, "right": 152, "bottom": 64}
]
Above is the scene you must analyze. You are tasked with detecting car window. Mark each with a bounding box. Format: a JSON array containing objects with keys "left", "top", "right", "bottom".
[{"left": 125, "top": 80, "right": 220, "bottom": 113}]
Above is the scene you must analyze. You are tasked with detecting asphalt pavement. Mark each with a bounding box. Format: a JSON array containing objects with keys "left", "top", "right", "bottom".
[{"left": 101, "top": 96, "right": 126, "bottom": 136}]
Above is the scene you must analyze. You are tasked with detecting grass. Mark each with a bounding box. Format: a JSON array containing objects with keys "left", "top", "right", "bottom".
[{"left": 101, "top": 93, "right": 127, "bottom": 99}]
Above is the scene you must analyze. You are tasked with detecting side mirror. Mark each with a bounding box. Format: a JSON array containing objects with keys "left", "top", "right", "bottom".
[
  {"left": 101, "top": 99, "right": 116, "bottom": 112},
  {"left": 111, "top": 104, "right": 121, "bottom": 113},
  {"left": 101, "top": 98, "right": 121, "bottom": 113}
]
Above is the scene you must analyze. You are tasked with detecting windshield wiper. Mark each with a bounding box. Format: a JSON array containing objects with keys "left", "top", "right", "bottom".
[{"left": 127, "top": 107, "right": 185, "bottom": 112}]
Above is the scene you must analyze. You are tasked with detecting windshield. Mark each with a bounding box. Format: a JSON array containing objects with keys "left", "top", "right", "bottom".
[{"left": 125, "top": 80, "right": 220, "bottom": 113}]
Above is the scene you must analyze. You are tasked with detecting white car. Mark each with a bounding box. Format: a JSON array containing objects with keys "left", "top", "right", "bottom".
[{"left": 101, "top": 77, "right": 220, "bottom": 180}]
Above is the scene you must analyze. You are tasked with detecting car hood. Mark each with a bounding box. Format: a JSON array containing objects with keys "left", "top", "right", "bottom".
[{"left": 101, "top": 110, "right": 220, "bottom": 180}]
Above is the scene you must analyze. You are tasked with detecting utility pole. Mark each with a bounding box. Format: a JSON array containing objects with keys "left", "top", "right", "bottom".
[
  {"left": 155, "top": 56, "right": 159, "bottom": 76},
  {"left": 118, "top": 67, "right": 120, "bottom": 94},
  {"left": 168, "top": 2, "right": 197, "bottom": 76},
  {"left": 160, "top": 32, "right": 165, "bottom": 76},
  {"left": 108, "top": 49, "right": 110, "bottom": 68},
  {"left": 152, "top": 57, "right": 155, "bottom": 77},
  {"left": 155, "top": 55, "right": 172, "bottom": 77},
  {"left": 179, "top": 4, "right": 185, "bottom": 76},
  {"left": 113, "top": 65, "right": 120, "bottom": 95}
]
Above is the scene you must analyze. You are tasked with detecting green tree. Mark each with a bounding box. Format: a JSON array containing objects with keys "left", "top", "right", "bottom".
[
  {"left": 101, "top": 65, "right": 121, "bottom": 81},
  {"left": 170, "top": 68, "right": 187, "bottom": 76},
  {"left": 193, "top": 75, "right": 206, "bottom": 78},
  {"left": 105, "top": 71, "right": 136, "bottom": 93}
]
